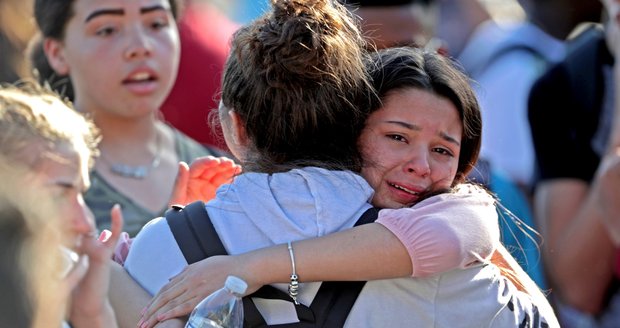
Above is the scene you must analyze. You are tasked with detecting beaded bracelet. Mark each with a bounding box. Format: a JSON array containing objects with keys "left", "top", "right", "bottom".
[{"left": 287, "top": 241, "right": 300, "bottom": 305}]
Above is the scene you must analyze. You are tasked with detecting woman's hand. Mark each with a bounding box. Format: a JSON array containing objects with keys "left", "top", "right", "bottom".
[
  {"left": 139, "top": 254, "right": 260, "bottom": 328},
  {"left": 69, "top": 204, "right": 124, "bottom": 328},
  {"left": 169, "top": 156, "right": 241, "bottom": 206}
]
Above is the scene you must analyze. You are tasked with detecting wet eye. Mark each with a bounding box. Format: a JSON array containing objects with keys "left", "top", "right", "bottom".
[
  {"left": 433, "top": 147, "right": 454, "bottom": 157},
  {"left": 387, "top": 134, "right": 407, "bottom": 143}
]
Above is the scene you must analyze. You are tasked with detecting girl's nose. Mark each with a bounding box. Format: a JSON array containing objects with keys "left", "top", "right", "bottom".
[
  {"left": 404, "top": 154, "right": 430, "bottom": 178},
  {"left": 124, "top": 27, "right": 152, "bottom": 60}
]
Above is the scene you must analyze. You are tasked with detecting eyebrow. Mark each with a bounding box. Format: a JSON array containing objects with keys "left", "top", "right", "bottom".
[
  {"left": 85, "top": 5, "right": 168, "bottom": 23},
  {"left": 384, "top": 120, "right": 461, "bottom": 146}
]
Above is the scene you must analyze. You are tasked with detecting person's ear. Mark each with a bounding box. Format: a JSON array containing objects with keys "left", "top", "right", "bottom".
[
  {"left": 228, "top": 110, "right": 249, "bottom": 147},
  {"left": 43, "top": 38, "right": 70, "bottom": 75}
]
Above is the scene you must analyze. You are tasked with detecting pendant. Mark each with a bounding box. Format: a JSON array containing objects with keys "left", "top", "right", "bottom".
[{"left": 110, "top": 163, "right": 149, "bottom": 179}]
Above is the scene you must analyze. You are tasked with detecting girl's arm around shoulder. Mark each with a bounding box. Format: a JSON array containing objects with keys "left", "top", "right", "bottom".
[{"left": 376, "top": 183, "right": 500, "bottom": 277}]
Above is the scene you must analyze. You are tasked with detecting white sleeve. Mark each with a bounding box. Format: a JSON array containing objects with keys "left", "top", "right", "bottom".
[{"left": 123, "top": 216, "right": 188, "bottom": 296}]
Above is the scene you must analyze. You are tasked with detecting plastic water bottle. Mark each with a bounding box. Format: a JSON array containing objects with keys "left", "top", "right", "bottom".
[{"left": 185, "top": 275, "right": 248, "bottom": 328}]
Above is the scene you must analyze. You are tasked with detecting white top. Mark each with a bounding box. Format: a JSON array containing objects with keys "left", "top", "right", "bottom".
[{"left": 125, "top": 167, "right": 558, "bottom": 327}]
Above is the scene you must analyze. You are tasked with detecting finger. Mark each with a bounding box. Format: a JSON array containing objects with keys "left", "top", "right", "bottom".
[
  {"left": 206, "top": 165, "right": 239, "bottom": 187},
  {"left": 196, "top": 157, "right": 235, "bottom": 178},
  {"left": 139, "top": 315, "right": 160, "bottom": 328},
  {"left": 139, "top": 313, "right": 160, "bottom": 328},
  {"left": 155, "top": 298, "right": 202, "bottom": 322},
  {"left": 104, "top": 204, "right": 124, "bottom": 247},
  {"left": 211, "top": 167, "right": 238, "bottom": 185},
  {"left": 168, "top": 162, "right": 190, "bottom": 206},
  {"left": 144, "top": 282, "right": 187, "bottom": 321},
  {"left": 233, "top": 163, "right": 243, "bottom": 175},
  {"left": 188, "top": 156, "right": 219, "bottom": 179},
  {"left": 64, "top": 255, "right": 89, "bottom": 289},
  {"left": 144, "top": 284, "right": 188, "bottom": 317},
  {"left": 197, "top": 160, "right": 233, "bottom": 181},
  {"left": 152, "top": 318, "right": 186, "bottom": 328}
]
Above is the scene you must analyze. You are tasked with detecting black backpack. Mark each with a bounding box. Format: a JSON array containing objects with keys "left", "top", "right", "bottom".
[{"left": 165, "top": 201, "right": 380, "bottom": 327}]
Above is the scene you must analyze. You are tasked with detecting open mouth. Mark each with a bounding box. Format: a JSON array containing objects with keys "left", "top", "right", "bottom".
[
  {"left": 123, "top": 72, "right": 156, "bottom": 83},
  {"left": 389, "top": 182, "right": 419, "bottom": 196}
]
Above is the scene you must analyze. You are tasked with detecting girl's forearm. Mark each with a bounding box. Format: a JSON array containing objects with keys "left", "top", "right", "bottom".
[
  {"left": 71, "top": 301, "right": 118, "bottom": 328},
  {"left": 241, "top": 223, "right": 411, "bottom": 286},
  {"left": 109, "top": 262, "right": 152, "bottom": 328}
]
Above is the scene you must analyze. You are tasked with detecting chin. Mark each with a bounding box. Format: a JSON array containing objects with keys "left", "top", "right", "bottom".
[{"left": 373, "top": 199, "right": 404, "bottom": 209}]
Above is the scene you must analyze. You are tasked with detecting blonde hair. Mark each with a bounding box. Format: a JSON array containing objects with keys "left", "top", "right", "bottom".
[
  {"left": 0, "top": 82, "right": 101, "bottom": 327},
  {"left": 0, "top": 81, "right": 99, "bottom": 170}
]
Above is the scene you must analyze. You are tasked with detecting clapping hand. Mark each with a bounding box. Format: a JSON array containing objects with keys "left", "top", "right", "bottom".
[
  {"left": 169, "top": 156, "right": 241, "bottom": 206},
  {"left": 69, "top": 204, "right": 124, "bottom": 327}
]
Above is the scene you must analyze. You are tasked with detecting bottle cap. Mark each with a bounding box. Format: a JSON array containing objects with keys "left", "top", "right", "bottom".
[{"left": 225, "top": 275, "right": 248, "bottom": 295}]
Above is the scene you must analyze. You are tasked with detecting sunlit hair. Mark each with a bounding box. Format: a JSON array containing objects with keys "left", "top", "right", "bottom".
[
  {"left": 0, "top": 81, "right": 100, "bottom": 170},
  {"left": 366, "top": 47, "right": 481, "bottom": 186},
  {"left": 221, "top": 0, "right": 376, "bottom": 173},
  {"left": 0, "top": 82, "right": 99, "bottom": 326}
]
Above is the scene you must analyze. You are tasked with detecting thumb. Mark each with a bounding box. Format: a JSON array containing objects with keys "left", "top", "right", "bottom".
[{"left": 103, "top": 204, "right": 124, "bottom": 247}]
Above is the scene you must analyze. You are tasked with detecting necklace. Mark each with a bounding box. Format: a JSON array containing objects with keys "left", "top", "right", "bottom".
[{"left": 98, "top": 132, "right": 162, "bottom": 179}]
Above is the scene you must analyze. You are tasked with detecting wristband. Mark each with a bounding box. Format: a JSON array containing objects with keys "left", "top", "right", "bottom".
[{"left": 287, "top": 241, "right": 300, "bottom": 305}]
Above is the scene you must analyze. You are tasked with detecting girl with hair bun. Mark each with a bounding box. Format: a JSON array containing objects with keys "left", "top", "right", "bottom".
[{"left": 117, "top": 1, "right": 558, "bottom": 327}]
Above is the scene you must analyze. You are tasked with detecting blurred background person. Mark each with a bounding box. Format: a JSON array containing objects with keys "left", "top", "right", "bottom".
[
  {"left": 0, "top": 0, "right": 36, "bottom": 83},
  {"left": 528, "top": 0, "right": 619, "bottom": 325},
  {"left": 436, "top": 0, "right": 603, "bottom": 290},
  {"left": 343, "top": 0, "right": 438, "bottom": 50},
  {"left": 447, "top": 0, "right": 602, "bottom": 193},
  {"left": 159, "top": 0, "right": 239, "bottom": 151}
]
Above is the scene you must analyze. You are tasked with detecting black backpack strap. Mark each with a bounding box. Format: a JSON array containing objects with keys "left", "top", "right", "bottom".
[
  {"left": 166, "top": 202, "right": 319, "bottom": 326},
  {"left": 165, "top": 201, "right": 227, "bottom": 264},
  {"left": 306, "top": 206, "right": 380, "bottom": 327},
  {"left": 243, "top": 207, "right": 381, "bottom": 328},
  {"left": 564, "top": 23, "right": 607, "bottom": 113},
  {"left": 166, "top": 203, "right": 381, "bottom": 327},
  {"left": 243, "top": 286, "right": 318, "bottom": 327},
  {"left": 354, "top": 206, "right": 380, "bottom": 226}
]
